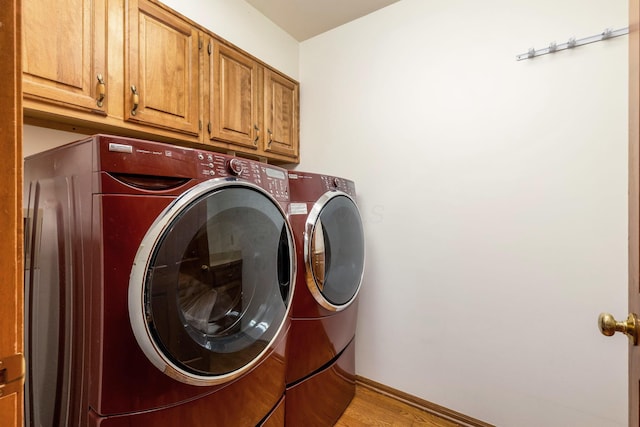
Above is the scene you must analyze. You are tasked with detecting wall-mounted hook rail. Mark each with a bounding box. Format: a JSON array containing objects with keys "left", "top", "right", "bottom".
[{"left": 516, "top": 27, "right": 628, "bottom": 61}]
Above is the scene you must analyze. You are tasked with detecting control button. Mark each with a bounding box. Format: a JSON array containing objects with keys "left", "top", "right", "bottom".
[
  {"left": 332, "top": 177, "right": 340, "bottom": 188},
  {"left": 228, "top": 158, "right": 244, "bottom": 175},
  {"left": 207, "top": 154, "right": 213, "bottom": 161},
  {"left": 198, "top": 153, "right": 204, "bottom": 160}
]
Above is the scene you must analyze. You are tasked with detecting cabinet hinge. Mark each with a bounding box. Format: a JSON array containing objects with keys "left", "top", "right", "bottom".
[
  {"left": 208, "top": 41, "right": 212, "bottom": 55},
  {"left": 198, "top": 37, "right": 203, "bottom": 50},
  {"left": 199, "top": 120, "right": 202, "bottom": 131},
  {"left": 0, "top": 353, "right": 25, "bottom": 397}
]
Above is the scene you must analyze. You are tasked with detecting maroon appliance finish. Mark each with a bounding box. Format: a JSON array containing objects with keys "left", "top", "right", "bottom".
[
  {"left": 285, "top": 340, "right": 356, "bottom": 427},
  {"left": 23, "top": 135, "right": 295, "bottom": 427},
  {"left": 284, "top": 171, "right": 365, "bottom": 425}
]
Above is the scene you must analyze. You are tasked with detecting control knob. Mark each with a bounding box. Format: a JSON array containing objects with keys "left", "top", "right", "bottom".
[{"left": 228, "top": 158, "right": 244, "bottom": 176}]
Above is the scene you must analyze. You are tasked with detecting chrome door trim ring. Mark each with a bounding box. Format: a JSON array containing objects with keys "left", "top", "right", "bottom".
[
  {"left": 128, "top": 177, "right": 296, "bottom": 386},
  {"left": 303, "top": 190, "right": 365, "bottom": 312}
]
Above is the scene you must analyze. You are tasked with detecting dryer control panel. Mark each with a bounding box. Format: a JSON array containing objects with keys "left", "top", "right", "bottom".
[
  {"left": 288, "top": 171, "right": 356, "bottom": 201},
  {"left": 320, "top": 175, "right": 356, "bottom": 198}
]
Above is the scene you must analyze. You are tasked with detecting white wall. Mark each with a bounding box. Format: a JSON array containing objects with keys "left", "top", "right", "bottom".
[{"left": 298, "top": 0, "right": 628, "bottom": 426}]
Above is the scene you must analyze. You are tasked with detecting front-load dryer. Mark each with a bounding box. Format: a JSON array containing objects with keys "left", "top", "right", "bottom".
[
  {"left": 284, "top": 171, "right": 365, "bottom": 426},
  {"left": 23, "top": 135, "right": 295, "bottom": 427}
]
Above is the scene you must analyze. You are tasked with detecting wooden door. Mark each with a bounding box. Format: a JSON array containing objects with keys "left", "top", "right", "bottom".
[
  {"left": 262, "top": 69, "right": 299, "bottom": 159},
  {"left": 209, "top": 41, "right": 260, "bottom": 150},
  {"left": 22, "top": 0, "right": 107, "bottom": 114},
  {"left": 126, "top": 0, "right": 200, "bottom": 136},
  {"left": 0, "top": 0, "right": 25, "bottom": 426},
  {"left": 630, "top": 0, "right": 640, "bottom": 425}
]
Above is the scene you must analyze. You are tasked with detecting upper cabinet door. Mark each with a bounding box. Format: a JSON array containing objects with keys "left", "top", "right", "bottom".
[
  {"left": 126, "top": 0, "right": 200, "bottom": 136},
  {"left": 23, "top": 0, "right": 108, "bottom": 114},
  {"left": 263, "top": 69, "right": 299, "bottom": 159},
  {"left": 208, "top": 41, "right": 260, "bottom": 150}
]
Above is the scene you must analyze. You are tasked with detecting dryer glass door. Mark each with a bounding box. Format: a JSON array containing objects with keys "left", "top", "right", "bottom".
[
  {"left": 306, "top": 192, "right": 365, "bottom": 311},
  {"left": 129, "top": 180, "right": 294, "bottom": 386}
]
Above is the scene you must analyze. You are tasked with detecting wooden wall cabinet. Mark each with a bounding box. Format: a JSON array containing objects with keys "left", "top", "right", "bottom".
[
  {"left": 23, "top": 0, "right": 108, "bottom": 115},
  {"left": 263, "top": 68, "right": 299, "bottom": 159},
  {"left": 22, "top": 0, "right": 299, "bottom": 164},
  {"left": 125, "top": 0, "right": 201, "bottom": 137},
  {"left": 208, "top": 41, "right": 260, "bottom": 150},
  {"left": 206, "top": 39, "right": 299, "bottom": 162}
]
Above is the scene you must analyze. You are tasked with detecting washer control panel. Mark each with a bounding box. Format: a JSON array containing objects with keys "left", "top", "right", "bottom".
[
  {"left": 98, "top": 136, "right": 289, "bottom": 202},
  {"left": 195, "top": 150, "right": 289, "bottom": 202}
]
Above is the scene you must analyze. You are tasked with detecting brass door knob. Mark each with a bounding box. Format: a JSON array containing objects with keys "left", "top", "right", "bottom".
[{"left": 598, "top": 312, "right": 639, "bottom": 345}]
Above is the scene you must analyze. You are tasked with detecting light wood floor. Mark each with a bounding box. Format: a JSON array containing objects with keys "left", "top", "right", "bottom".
[{"left": 335, "top": 385, "right": 460, "bottom": 427}]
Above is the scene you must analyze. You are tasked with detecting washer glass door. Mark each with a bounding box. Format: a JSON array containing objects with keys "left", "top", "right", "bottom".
[
  {"left": 129, "top": 180, "right": 294, "bottom": 385},
  {"left": 306, "top": 191, "right": 365, "bottom": 311}
]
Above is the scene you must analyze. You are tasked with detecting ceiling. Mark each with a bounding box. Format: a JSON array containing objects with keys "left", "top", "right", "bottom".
[{"left": 245, "top": 0, "right": 401, "bottom": 42}]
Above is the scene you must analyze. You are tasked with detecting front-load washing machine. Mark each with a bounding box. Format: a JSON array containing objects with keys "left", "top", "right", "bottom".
[
  {"left": 284, "top": 171, "right": 365, "bottom": 426},
  {"left": 23, "top": 135, "right": 295, "bottom": 426}
]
